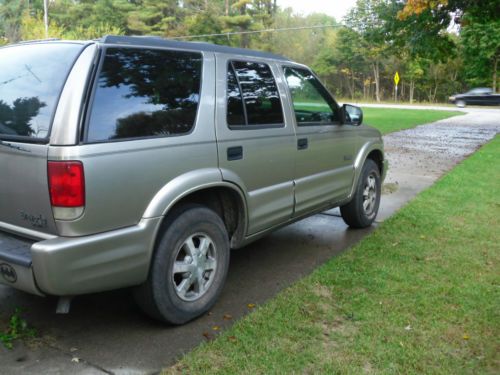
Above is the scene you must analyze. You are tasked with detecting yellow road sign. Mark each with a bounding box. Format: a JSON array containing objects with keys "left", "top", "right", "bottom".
[{"left": 394, "top": 71, "right": 400, "bottom": 86}]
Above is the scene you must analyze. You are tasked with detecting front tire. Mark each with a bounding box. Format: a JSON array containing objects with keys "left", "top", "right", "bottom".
[
  {"left": 456, "top": 100, "right": 466, "bottom": 108},
  {"left": 134, "top": 205, "right": 230, "bottom": 324},
  {"left": 340, "top": 159, "right": 381, "bottom": 228}
]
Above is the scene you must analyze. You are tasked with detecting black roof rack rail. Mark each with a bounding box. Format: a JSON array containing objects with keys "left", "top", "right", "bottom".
[{"left": 99, "top": 35, "right": 290, "bottom": 61}]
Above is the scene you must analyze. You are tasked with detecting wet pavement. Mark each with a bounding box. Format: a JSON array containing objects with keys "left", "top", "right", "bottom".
[{"left": 1, "top": 106, "right": 499, "bottom": 375}]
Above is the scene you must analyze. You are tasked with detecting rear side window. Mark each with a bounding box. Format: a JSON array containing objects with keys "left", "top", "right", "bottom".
[
  {"left": 86, "top": 48, "right": 202, "bottom": 142},
  {"left": 0, "top": 43, "right": 83, "bottom": 141},
  {"left": 226, "top": 61, "right": 284, "bottom": 127}
]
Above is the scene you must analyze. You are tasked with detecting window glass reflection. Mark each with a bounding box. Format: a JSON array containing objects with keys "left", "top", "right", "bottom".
[
  {"left": 0, "top": 43, "right": 83, "bottom": 140},
  {"left": 227, "top": 64, "right": 246, "bottom": 125},
  {"left": 284, "top": 67, "right": 337, "bottom": 125},
  {"left": 231, "top": 61, "right": 284, "bottom": 126},
  {"left": 87, "top": 48, "right": 202, "bottom": 142}
]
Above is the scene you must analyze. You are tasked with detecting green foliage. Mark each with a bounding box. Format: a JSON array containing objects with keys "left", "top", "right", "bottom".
[
  {"left": 0, "top": 308, "right": 37, "bottom": 349},
  {"left": 19, "top": 11, "right": 122, "bottom": 41},
  {"left": 127, "top": 0, "right": 179, "bottom": 36},
  {"left": 20, "top": 11, "right": 65, "bottom": 40},
  {"left": 0, "top": 0, "right": 26, "bottom": 43},
  {"left": 0, "top": 0, "right": 497, "bottom": 101},
  {"left": 461, "top": 16, "right": 500, "bottom": 90},
  {"left": 164, "top": 133, "right": 500, "bottom": 375}
]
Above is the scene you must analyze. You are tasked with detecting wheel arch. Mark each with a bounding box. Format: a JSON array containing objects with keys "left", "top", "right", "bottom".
[
  {"left": 143, "top": 169, "right": 248, "bottom": 250},
  {"left": 346, "top": 141, "right": 385, "bottom": 202}
]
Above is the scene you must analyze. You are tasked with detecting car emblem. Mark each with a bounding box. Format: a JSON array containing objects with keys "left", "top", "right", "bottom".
[{"left": 0, "top": 263, "right": 17, "bottom": 283}]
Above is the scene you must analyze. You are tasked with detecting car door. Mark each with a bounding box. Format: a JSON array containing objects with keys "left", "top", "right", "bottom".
[
  {"left": 281, "top": 65, "right": 358, "bottom": 217},
  {"left": 215, "top": 56, "right": 297, "bottom": 235}
]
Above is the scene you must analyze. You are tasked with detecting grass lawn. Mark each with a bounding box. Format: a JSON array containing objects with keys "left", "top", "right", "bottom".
[
  {"left": 165, "top": 136, "right": 499, "bottom": 374},
  {"left": 363, "top": 107, "right": 463, "bottom": 134}
]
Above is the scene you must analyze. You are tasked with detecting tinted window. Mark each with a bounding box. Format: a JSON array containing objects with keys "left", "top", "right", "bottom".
[
  {"left": 87, "top": 48, "right": 202, "bottom": 142},
  {"left": 227, "top": 64, "right": 246, "bottom": 126},
  {"left": 0, "top": 43, "right": 83, "bottom": 140},
  {"left": 228, "top": 61, "right": 283, "bottom": 126},
  {"left": 284, "top": 67, "right": 338, "bottom": 125},
  {"left": 467, "top": 88, "right": 492, "bottom": 95}
]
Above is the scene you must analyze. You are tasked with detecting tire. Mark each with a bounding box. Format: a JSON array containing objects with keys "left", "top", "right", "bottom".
[
  {"left": 340, "top": 159, "right": 381, "bottom": 228},
  {"left": 456, "top": 100, "right": 466, "bottom": 108},
  {"left": 133, "top": 204, "right": 230, "bottom": 324}
]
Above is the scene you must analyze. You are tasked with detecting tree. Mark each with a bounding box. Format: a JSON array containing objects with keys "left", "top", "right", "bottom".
[
  {"left": 127, "top": 0, "right": 179, "bottom": 36},
  {"left": 345, "top": 0, "right": 389, "bottom": 102},
  {"left": 398, "top": 0, "right": 500, "bottom": 90},
  {"left": 0, "top": 0, "right": 26, "bottom": 43},
  {"left": 461, "top": 17, "right": 500, "bottom": 91}
]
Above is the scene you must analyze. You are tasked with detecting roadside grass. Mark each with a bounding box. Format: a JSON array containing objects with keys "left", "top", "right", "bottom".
[
  {"left": 338, "top": 98, "right": 458, "bottom": 107},
  {"left": 165, "top": 136, "right": 499, "bottom": 374},
  {"left": 362, "top": 107, "right": 464, "bottom": 134}
]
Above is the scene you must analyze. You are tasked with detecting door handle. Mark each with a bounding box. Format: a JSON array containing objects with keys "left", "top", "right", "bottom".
[
  {"left": 227, "top": 146, "right": 243, "bottom": 161},
  {"left": 297, "top": 138, "right": 308, "bottom": 150}
]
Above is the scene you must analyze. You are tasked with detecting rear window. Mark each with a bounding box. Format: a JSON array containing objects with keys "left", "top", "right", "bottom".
[
  {"left": 0, "top": 43, "right": 83, "bottom": 141},
  {"left": 86, "top": 47, "right": 202, "bottom": 142}
]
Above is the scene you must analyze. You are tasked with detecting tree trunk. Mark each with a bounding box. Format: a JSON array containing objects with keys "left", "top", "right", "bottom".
[
  {"left": 225, "top": 0, "right": 229, "bottom": 16},
  {"left": 409, "top": 80, "right": 415, "bottom": 104},
  {"left": 493, "top": 55, "right": 498, "bottom": 92},
  {"left": 372, "top": 61, "right": 380, "bottom": 102},
  {"left": 351, "top": 71, "right": 355, "bottom": 101}
]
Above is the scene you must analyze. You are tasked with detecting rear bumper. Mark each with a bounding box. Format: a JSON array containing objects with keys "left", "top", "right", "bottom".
[{"left": 0, "top": 217, "right": 160, "bottom": 296}]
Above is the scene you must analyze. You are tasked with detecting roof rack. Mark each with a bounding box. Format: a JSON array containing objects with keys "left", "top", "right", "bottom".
[{"left": 100, "top": 35, "right": 290, "bottom": 61}]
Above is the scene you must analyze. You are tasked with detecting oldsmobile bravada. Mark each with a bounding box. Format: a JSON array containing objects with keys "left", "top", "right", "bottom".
[{"left": 0, "top": 36, "right": 387, "bottom": 324}]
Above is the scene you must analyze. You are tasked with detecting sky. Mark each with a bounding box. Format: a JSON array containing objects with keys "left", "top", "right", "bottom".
[{"left": 278, "top": 0, "right": 357, "bottom": 22}]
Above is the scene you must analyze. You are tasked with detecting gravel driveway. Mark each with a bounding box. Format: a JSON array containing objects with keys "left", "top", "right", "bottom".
[{"left": 1, "top": 106, "right": 499, "bottom": 375}]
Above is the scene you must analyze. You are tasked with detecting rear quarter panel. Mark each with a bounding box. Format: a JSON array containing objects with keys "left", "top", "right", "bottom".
[{"left": 50, "top": 51, "right": 218, "bottom": 237}]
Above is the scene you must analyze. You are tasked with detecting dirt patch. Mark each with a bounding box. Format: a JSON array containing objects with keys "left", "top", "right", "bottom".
[{"left": 382, "top": 182, "right": 399, "bottom": 194}]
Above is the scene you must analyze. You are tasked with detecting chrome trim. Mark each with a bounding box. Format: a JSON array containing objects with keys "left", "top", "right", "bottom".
[{"left": 0, "top": 221, "right": 57, "bottom": 241}]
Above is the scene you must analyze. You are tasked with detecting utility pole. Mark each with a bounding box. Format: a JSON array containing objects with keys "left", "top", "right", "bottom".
[{"left": 43, "top": 0, "right": 49, "bottom": 39}]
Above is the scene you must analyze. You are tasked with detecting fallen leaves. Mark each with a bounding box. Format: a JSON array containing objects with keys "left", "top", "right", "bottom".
[{"left": 202, "top": 332, "right": 213, "bottom": 341}]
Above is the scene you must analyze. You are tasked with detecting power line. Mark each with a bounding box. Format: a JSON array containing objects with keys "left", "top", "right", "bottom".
[{"left": 170, "top": 24, "right": 344, "bottom": 40}]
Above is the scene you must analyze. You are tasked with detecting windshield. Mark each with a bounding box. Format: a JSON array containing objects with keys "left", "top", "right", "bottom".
[{"left": 0, "top": 43, "right": 83, "bottom": 141}]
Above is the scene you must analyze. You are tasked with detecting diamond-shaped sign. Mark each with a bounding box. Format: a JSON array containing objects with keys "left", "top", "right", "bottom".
[{"left": 394, "top": 71, "right": 400, "bottom": 86}]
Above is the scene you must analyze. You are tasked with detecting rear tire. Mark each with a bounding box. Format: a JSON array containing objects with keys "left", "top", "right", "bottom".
[
  {"left": 340, "top": 159, "right": 381, "bottom": 228},
  {"left": 133, "top": 204, "right": 230, "bottom": 324}
]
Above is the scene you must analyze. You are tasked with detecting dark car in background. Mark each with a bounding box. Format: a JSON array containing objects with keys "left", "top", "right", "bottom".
[{"left": 449, "top": 88, "right": 500, "bottom": 107}]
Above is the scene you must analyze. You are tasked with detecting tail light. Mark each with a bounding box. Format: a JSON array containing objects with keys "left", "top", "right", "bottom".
[{"left": 48, "top": 161, "right": 85, "bottom": 220}]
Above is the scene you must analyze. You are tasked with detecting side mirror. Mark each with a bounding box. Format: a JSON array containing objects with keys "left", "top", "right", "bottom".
[{"left": 342, "top": 104, "right": 363, "bottom": 126}]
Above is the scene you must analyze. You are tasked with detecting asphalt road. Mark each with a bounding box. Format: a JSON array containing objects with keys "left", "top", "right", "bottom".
[{"left": 1, "top": 105, "right": 499, "bottom": 375}]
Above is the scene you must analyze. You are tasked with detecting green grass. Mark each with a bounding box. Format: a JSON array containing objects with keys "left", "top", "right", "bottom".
[
  {"left": 0, "top": 308, "right": 36, "bottom": 349},
  {"left": 165, "top": 136, "right": 500, "bottom": 374},
  {"left": 363, "top": 107, "right": 463, "bottom": 134}
]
